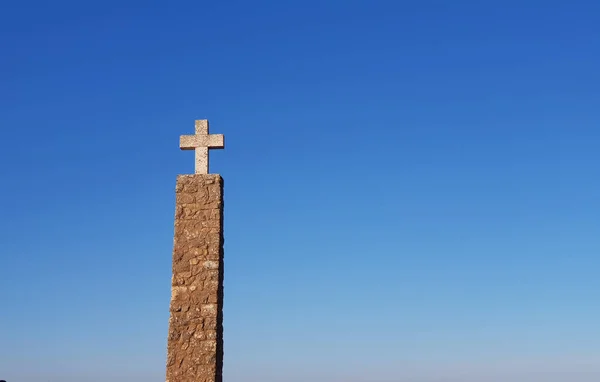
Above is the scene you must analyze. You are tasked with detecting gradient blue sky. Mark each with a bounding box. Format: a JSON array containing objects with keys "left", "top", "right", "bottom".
[{"left": 1, "top": 0, "right": 600, "bottom": 381}]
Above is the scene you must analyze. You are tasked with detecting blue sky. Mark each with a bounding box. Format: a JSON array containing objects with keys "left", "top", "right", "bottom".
[{"left": 1, "top": 0, "right": 600, "bottom": 381}]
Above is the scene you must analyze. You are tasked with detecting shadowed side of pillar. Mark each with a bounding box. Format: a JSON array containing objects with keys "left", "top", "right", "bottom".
[{"left": 166, "top": 174, "right": 224, "bottom": 382}]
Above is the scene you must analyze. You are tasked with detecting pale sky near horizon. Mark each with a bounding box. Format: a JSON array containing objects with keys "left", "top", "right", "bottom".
[{"left": 1, "top": 0, "right": 600, "bottom": 381}]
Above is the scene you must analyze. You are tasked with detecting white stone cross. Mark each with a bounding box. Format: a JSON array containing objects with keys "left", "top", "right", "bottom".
[{"left": 180, "top": 119, "right": 225, "bottom": 174}]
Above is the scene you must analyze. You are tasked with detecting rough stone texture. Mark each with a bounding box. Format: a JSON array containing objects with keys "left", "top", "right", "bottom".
[
  {"left": 179, "top": 120, "right": 225, "bottom": 175},
  {"left": 166, "top": 174, "right": 224, "bottom": 382}
]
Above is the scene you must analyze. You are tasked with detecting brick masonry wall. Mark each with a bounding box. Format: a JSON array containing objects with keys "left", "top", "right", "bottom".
[{"left": 166, "top": 174, "right": 224, "bottom": 382}]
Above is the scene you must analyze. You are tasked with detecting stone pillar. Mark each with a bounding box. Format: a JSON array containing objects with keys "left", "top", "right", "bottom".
[{"left": 166, "top": 174, "right": 224, "bottom": 382}]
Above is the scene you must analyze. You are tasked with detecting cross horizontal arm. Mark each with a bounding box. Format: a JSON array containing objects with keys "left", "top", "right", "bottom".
[{"left": 180, "top": 134, "right": 225, "bottom": 150}]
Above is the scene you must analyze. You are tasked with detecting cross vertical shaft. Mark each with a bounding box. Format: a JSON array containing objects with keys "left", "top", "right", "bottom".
[{"left": 194, "top": 147, "right": 209, "bottom": 176}]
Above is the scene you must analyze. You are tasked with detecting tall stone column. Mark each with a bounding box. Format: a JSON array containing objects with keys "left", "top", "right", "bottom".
[
  {"left": 166, "top": 119, "right": 225, "bottom": 382},
  {"left": 166, "top": 174, "right": 224, "bottom": 382}
]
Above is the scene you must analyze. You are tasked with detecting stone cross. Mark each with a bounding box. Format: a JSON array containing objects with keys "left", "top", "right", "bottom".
[{"left": 180, "top": 119, "right": 225, "bottom": 174}]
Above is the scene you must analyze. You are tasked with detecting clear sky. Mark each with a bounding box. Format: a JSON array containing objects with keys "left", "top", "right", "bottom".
[{"left": 1, "top": 0, "right": 599, "bottom": 381}]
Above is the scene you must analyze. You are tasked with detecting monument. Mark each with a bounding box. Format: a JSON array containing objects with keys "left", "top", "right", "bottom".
[{"left": 166, "top": 119, "right": 225, "bottom": 382}]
